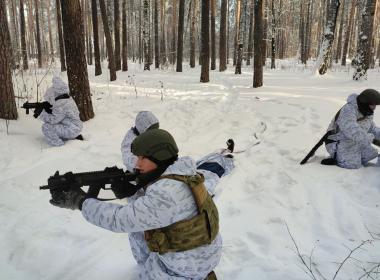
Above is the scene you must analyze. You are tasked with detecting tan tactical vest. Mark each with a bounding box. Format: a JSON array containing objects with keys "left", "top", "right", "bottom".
[{"left": 144, "top": 173, "right": 219, "bottom": 255}]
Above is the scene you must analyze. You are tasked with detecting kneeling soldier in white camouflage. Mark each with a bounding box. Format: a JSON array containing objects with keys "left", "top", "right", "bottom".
[
  {"left": 50, "top": 129, "right": 223, "bottom": 279},
  {"left": 37, "top": 77, "right": 83, "bottom": 146}
]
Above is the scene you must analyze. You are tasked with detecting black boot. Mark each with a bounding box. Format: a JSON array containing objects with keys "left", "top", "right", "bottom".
[
  {"left": 321, "top": 158, "right": 336, "bottom": 165},
  {"left": 76, "top": 134, "right": 84, "bottom": 141},
  {"left": 226, "top": 139, "right": 234, "bottom": 153}
]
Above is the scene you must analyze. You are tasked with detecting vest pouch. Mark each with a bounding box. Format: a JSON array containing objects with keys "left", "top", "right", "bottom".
[{"left": 200, "top": 196, "right": 219, "bottom": 241}]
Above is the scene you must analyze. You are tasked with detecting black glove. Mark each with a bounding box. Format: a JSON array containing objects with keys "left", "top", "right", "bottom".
[
  {"left": 33, "top": 106, "right": 43, "bottom": 118},
  {"left": 111, "top": 181, "right": 142, "bottom": 199},
  {"left": 50, "top": 187, "right": 87, "bottom": 210},
  {"left": 42, "top": 101, "right": 53, "bottom": 114}
]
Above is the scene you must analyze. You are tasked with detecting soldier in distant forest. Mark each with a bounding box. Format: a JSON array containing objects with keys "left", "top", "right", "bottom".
[{"left": 35, "top": 77, "right": 83, "bottom": 146}]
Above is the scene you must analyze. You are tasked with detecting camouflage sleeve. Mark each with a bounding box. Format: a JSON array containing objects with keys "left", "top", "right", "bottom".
[
  {"left": 337, "top": 105, "right": 372, "bottom": 146},
  {"left": 121, "top": 129, "right": 137, "bottom": 172},
  {"left": 81, "top": 181, "right": 179, "bottom": 233}
]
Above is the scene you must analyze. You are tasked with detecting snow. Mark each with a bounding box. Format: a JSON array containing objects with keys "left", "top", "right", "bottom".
[{"left": 1, "top": 62, "right": 380, "bottom": 280}]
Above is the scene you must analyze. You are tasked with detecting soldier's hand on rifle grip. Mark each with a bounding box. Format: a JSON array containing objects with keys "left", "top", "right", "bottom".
[
  {"left": 33, "top": 106, "right": 43, "bottom": 118},
  {"left": 111, "top": 181, "right": 142, "bottom": 199},
  {"left": 42, "top": 101, "right": 53, "bottom": 114}
]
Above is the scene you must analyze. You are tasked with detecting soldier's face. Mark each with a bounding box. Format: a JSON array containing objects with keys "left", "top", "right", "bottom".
[
  {"left": 135, "top": 156, "right": 158, "bottom": 173},
  {"left": 369, "top": 104, "right": 376, "bottom": 111}
]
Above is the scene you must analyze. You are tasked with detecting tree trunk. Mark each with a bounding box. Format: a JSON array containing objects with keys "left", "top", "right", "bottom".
[
  {"left": 305, "top": 0, "right": 313, "bottom": 59},
  {"left": 317, "top": 0, "right": 340, "bottom": 75},
  {"left": 171, "top": 0, "right": 177, "bottom": 65},
  {"left": 233, "top": 0, "right": 241, "bottom": 66},
  {"left": 47, "top": 0, "right": 55, "bottom": 62},
  {"left": 114, "top": 0, "right": 121, "bottom": 70},
  {"left": 235, "top": 43, "right": 243, "bottom": 74},
  {"left": 247, "top": 0, "right": 254, "bottom": 65},
  {"left": 226, "top": 0, "right": 230, "bottom": 64},
  {"left": 189, "top": 0, "right": 196, "bottom": 68},
  {"left": 160, "top": 0, "right": 167, "bottom": 65},
  {"left": 262, "top": 0, "right": 268, "bottom": 65},
  {"left": 27, "top": 0, "right": 36, "bottom": 60},
  {"left": 143, "top": 0, "right": 150, "bottom": 70},
  {"left": 176, "top": 0, "right": 185, "bottom": 72},
  {"left": 335, "top": 0, "right": 345, "bottom": 63},
  {"left": 91, "top": 0, "right": 102, "bottom": 75},
  {"left": 253, "top": 0, "right": 264, "bottom": 88},
  {"left": 341, "top": 0, "right": 356, "bottom": 65},
  {"left": 200, "top": 0, "right": 210, "bottom": 83},
  {"left": 61, "top": 0, "right": 94, "bottom": 121},
  {"left": 35, "top": 0, "right": 43, "bottom": 67},
  {"left": 9, "top": 0, "right": 20, "bottom": 68},
  {"left": 353, "top": 0, "right": 376, "bottom": 80},
  {"left": 154, "top": 0, "right": 160, "bottom": 69},
  {"left": 0, "top": 0, "right": 18, "bottom": 120},
  {"left": 56, "top": 0, "right": 66, "bottom": 71},
  {"left": 122, "top": 0, "right": 128, "bottom": 71},
  {"left": 219, "top": 0, "right": 227, "bottom": 71},
  {"left": 99, "top": 0, "right": 117, "bottom": 80},
  {"left": 235, "top": 0, "right": 244, "bottom": 74},
  {"left": 20, "top": 0, "right": 28, "bottom": 70},
  {"left": 270, "top": 0, "right": 276, "bottom": 69},
  {"left": 210, "top": 0, "right": 216, "bottom": 70},
  {"left": 86, "top": 0, "right": 93, "bottom": 65}
]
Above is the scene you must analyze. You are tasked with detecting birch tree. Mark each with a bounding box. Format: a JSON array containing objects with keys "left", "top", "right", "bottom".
[
  {"left": 353, "top": 0, "right": 376, "bottom": 80},
  {"left": 316, "top": 0, "right": 340, "bottom": 75}
]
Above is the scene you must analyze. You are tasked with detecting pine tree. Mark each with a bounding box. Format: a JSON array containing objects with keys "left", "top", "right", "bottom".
[
  {"left": 0, "top": 0, "right": 18, "bottom": 120},
  {"left": 91, "top": 0, "right": 102, "bottom": 75},
  {"left": 219, "top": 0, "right": 227, "bottom": 71},
  {"left": 254, "top": 0, "right": 264, "bottom": 88},
  {"left": 20, "top": 0, "right": 28, "bottom": 70},
  {"left": 176, "top": 0, "right": 185, "bottom": 72},
  {"left": 200, "top": 0, "right": 210, "bottom": 82},
  {"left": 56, "top": 0, "right": 67, "bottom": 71},
  {"left": 122, "top": 0, "right": 128, "bottom": 71},
  {"left": 61, "top": 0, "right": 95, "bottom": 121},
  {"left": 99, "top": 0, "right": 117, "bottom": 80}
]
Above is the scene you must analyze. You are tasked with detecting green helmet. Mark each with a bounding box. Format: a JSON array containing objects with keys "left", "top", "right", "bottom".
[
  {"left": 357, "top": 89, "right": 380, "bottom": 105},
  {"left": 131, "top": 129, "right": 179, "bottom": 163}
]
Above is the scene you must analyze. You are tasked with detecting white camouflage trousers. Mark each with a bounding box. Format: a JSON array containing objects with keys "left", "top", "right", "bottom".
[{"left": 42, "top": 123, "right": 80, "bottom": 146}]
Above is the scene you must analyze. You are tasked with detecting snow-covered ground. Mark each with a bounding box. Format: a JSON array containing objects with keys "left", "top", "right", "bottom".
[{"left": 1, "top": 61, "right": 380, "bottom": 280}]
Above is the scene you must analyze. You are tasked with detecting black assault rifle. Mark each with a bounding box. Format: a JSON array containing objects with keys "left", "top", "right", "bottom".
[
  {"left": 22, "top": 101, "right": 52, "bottom": 116},
  {"left": 300, "top": 131, "right": 331, "bottom": 165},
  {"left": 40, "top": 166, "right": 137, "bottom": 199}
]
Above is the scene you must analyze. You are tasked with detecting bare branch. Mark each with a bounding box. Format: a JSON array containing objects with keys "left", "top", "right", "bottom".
[
  {"left": 285, "top": 222, "right": 318, "bottom": 280},
  {"left": 332, "top": 240, "right": 371, "bottom": 280}
]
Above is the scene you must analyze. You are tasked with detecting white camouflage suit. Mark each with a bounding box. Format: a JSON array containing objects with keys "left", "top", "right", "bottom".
[
  {"left": 326, "top": 94, "right": 380, "bottom": 169},
  {"left": 39, "top": 77, "right": 83, "bottom": 146},
  {"left": 81, "top": 111, "right": 234, "bottom": 279}
]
